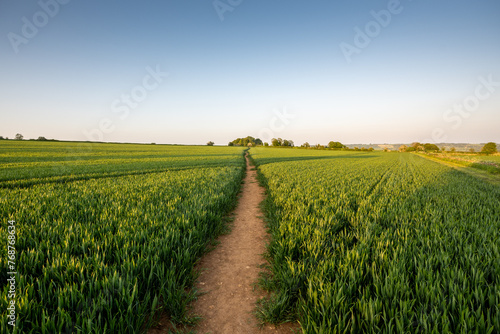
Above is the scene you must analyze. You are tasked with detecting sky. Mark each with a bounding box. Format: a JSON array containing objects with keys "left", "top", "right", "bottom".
[{"left": 0, "top": 0, "right": 499, "bottom": 145}]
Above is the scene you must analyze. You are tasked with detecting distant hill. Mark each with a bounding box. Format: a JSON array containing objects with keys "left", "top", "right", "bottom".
[{"left": 345, "top": 143, "right": 499, "bottom": 152}]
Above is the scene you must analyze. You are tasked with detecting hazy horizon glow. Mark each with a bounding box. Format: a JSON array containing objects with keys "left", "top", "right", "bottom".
[{"left": 1, "top": 0, "right": 499, "bottom": 145}]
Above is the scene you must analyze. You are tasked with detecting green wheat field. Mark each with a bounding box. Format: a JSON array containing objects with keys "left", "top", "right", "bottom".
[{"left": 1, "top": 141, "right": 499, "bottom": 333}]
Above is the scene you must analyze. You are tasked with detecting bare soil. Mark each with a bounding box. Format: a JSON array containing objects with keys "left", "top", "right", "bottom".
[{"left": 191, "top": 153, "right": 299, "bottom": 333}]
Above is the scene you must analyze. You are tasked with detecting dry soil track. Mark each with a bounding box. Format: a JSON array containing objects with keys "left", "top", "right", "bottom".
[{"left": 189, "top": 153, "right": 298, "bottom": 334}]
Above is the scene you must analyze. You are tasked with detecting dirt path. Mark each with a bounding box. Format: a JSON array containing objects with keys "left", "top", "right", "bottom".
[{"left": 188, "top": 153, "right": 299, "bottom": 334}]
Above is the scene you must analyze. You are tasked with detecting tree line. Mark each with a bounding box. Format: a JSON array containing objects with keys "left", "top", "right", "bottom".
[
  {"left": 0, "top": 133, "right": 51, "bottom": 141},
  {"left": 226, "top": 136, "right": 350, "bottom": 149},
  {"left": 399, "top": 142, "right": 497, "bottom": 154}
]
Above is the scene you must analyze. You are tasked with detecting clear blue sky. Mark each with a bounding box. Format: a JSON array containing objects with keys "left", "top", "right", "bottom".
[{"left": 1, "top": 0, "right": 499, "bottom": 145}]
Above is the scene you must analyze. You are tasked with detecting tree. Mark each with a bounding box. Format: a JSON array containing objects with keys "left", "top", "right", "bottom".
[
  {"left": 228, "top": 142, "right": 234, "bottom": 146},
  {"left": 411, "top": 142, "right": 422, "bottom": 149},
  {"left": 409, "top": 142, "right": 425, "bottom": 152},
  {"left": 269, "top": 138, "right": 294, "bottom": 147},
  {"left": 37, "top": 136, "right": 47, "bottom": 141},
  {"left": 441, "top": 147, "right": 446, "bottom": 152},
  {"left": 228, "top": 136, "right": 262, "bottom": 147},
  {"left": 0, "top": 136, "right": 4, "bottom": 140},
  {"left": 207, "top": 141, "right": 214, "bottom": 146},
  {"left": 469, "top": 148, "right": 475, "bottom": 153},
  {"left": 481, "top": 142, "right": 497, "bottom": 154},
  {"left": 423, "top": 143, "right": 439, "bottom": 152},
  {"left": 328, "top": 141, "right": 345, "bottom": 149},
  {"left": 15, "top": 133, "right": 23, "bottom": 140},
  {"left": 264, "top": 142, "right": 269, "bottom": 147},
  {"left": 302, "top": 142, "right": 310, "bottom": 148},
  {"left": 450, "top": 147, "right": 456, "bottom": 153},
  {"left": 398, "top": 145, "right": 407, "bottom": 152}
]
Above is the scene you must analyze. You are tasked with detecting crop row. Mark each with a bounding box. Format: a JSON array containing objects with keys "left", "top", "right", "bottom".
[
  {"left": 0, "top": 143, "right": 245, "bottom": 333},
  {"left": 250, "top": 148, "right": 500, "bottom": 333},
  {"left": 0, "top": 141, "right": 244, "bottom": 187}
]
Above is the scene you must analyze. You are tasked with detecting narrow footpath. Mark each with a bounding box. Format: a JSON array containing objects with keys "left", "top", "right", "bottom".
[{"left": 189, "top": 153, "right": 298, "bottom": 334}]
